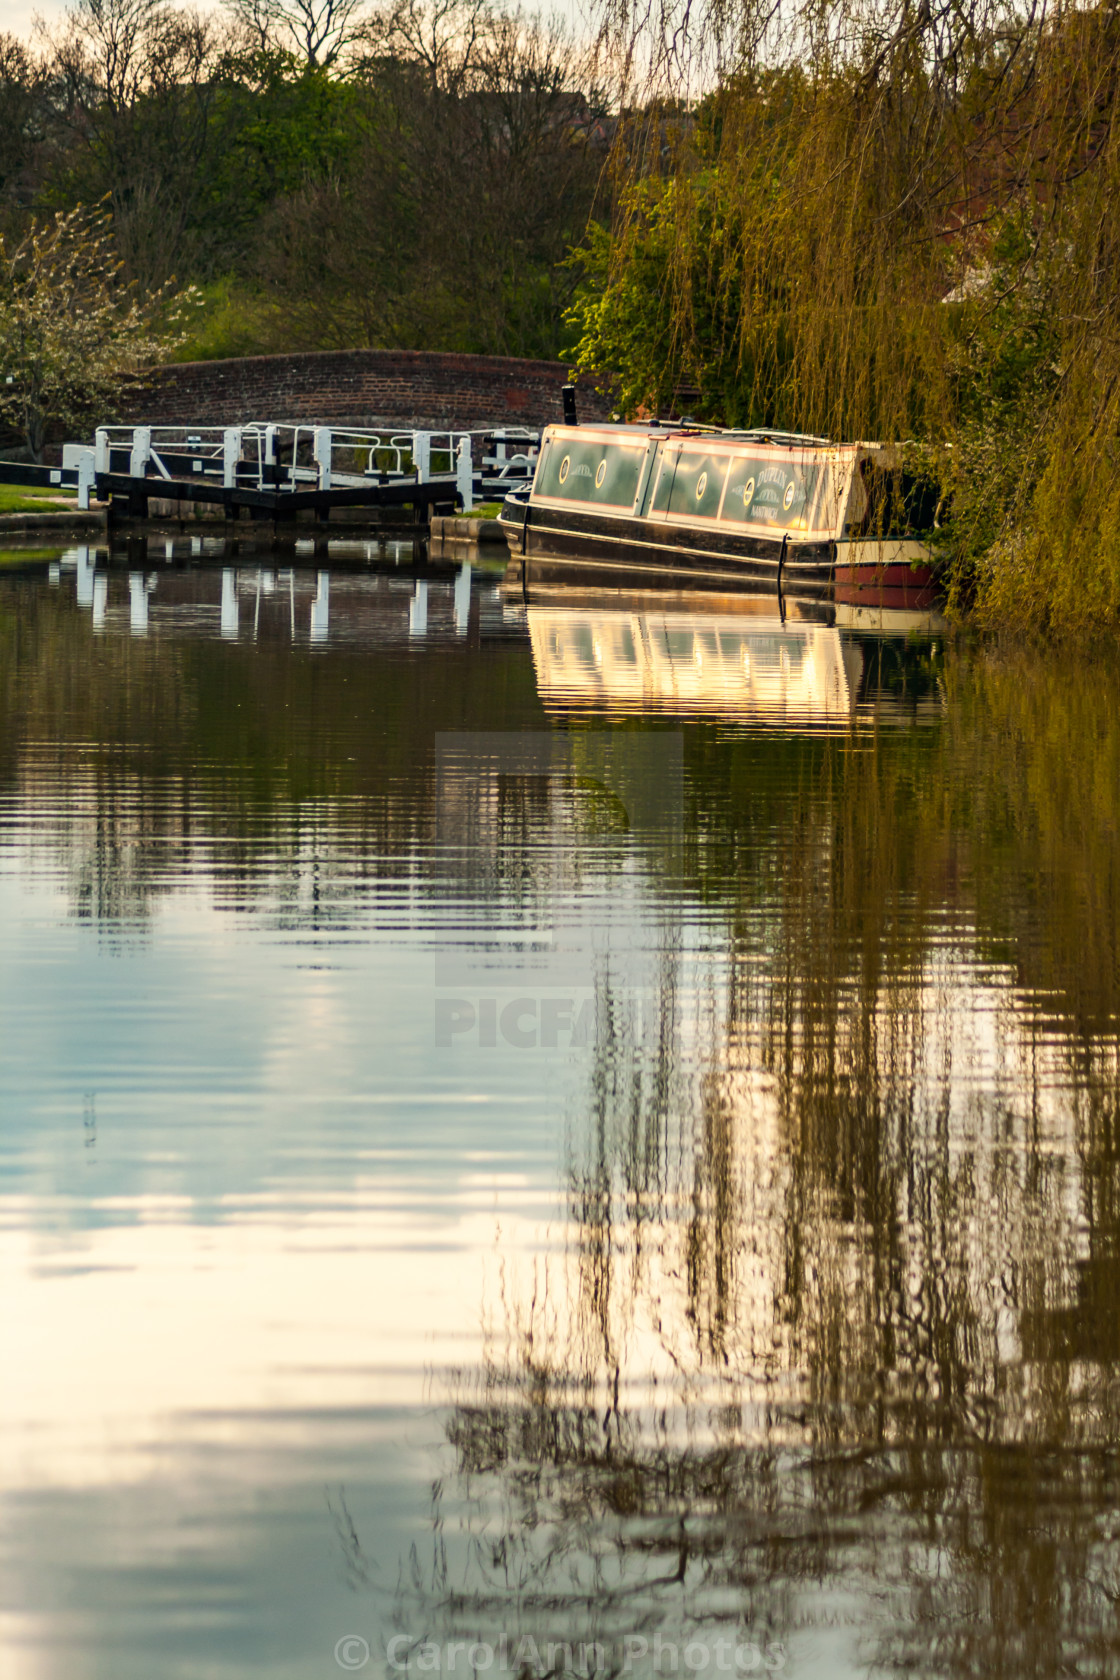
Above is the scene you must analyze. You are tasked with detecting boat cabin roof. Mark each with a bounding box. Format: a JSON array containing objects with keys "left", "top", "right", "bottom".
[
  {"left": 528, "top": 424, "right": 914, "bottom": 539},
  {"left": 549, "top": 421, "right": 838, "bottom": 446},
  {"left": 531, "top": 423, "right": 867, "bottom": 537}
]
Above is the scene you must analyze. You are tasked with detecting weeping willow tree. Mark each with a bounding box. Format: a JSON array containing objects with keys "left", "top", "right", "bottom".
[{"left": 569, "top": 1, "right": 1120, "bottom": 631}]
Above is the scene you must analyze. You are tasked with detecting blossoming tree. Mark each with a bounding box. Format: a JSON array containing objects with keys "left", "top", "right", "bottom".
[{"left": 0, "top": 204, "right": 193, "bottom": 460}]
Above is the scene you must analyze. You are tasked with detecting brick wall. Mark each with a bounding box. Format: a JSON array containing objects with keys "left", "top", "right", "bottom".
[{"left": 121, "top": 349, "right": 615, "bottom": 432}]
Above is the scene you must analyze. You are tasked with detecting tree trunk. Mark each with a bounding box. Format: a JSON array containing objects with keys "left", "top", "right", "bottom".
[{"left": 25, "top": 406, "right": 45, "bottom": 464}]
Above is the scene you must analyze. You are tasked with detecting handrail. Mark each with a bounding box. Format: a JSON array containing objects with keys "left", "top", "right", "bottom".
[{"left": 88, "top": 421, "right": 540, "bottom": 506}]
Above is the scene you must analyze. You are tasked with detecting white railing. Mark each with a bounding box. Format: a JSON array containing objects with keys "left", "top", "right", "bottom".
[
  {"left": 86, "top": 422, "right": 540, "bottom": 514},
  {"left": 92, "top": 425, "right": 242, "bottom": 486},
  {"left": 299, "top": 427, "right": 473, "bottom": 491}
]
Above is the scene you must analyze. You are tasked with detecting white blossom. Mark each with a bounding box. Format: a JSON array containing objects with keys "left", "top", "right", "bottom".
[{"left": 0, "top": 204, "right": 197, "bottom": 461}]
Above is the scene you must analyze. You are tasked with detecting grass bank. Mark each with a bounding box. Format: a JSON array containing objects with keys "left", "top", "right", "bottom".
[{"left": 0, "top": 487, "right": 78, "bottom": 515}]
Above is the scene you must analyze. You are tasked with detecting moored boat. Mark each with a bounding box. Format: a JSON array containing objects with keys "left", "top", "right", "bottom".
[{"left": 498, "top": 422, "right": 939, "bottom": 600}]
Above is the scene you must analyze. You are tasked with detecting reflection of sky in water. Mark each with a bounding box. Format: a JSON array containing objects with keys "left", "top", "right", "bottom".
[
  {"left": 0, "top": 563, "right": 685, "bottom": 1677},
  {"left": 2, "top": 557, "right": 1120, "bottom": 1678}
]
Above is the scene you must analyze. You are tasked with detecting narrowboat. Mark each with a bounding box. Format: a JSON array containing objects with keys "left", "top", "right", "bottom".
[{"left": 498, "top": 424, "right": 940, "bottom": 602}]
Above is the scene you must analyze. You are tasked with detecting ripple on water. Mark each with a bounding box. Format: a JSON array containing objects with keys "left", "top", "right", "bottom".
[{"left": 0, "top": 557, "right": 1118, "bottom": 1677}]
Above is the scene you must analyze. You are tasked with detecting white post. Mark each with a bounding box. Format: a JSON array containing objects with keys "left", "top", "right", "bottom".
[
  {"left": 456, "top": 435, "right": 473, "bottom": 512},
  {"left": 223, "top": 428, "right": 243, "bottom": 490},
  {"left": 313, "top": 427, "right": 332, "bottom": 491},
  {"left": 413, "top": 432, "right": 431, "bottom": 484},
  {"left": 94, "top": 429, "right": 110, "bottom": 474},
  {"left": 76, "top": 448, "right": 95, "bottom": 511},
  {"left": 288, "top": 428, "right": 304, "bottom": 490},
  {"left": 129, "top": 426, "right": 151, "bottom": 480}
]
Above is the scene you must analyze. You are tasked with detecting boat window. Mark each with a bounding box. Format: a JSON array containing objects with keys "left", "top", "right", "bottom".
[
  {"left": 721, "top": 457, "right": 823, "bottom": 530},
  {"left": 535, "top": 438, "right": 645, "bottom": 507},
  {"left": 666, "top": 451, "right": 728, "bottom": 520}
]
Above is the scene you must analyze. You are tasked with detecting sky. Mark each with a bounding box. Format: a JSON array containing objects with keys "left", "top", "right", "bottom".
[
  {"left": 4, "top": 0, "right": 593, "bottom": 44},
  {"left": 6, "top": 1, "right": 69, "bottom": 40}
]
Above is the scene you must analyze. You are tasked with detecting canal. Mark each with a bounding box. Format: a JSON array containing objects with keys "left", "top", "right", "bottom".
[{"left": 1, "top": 544, "right": 1118, "bottom": 1678}]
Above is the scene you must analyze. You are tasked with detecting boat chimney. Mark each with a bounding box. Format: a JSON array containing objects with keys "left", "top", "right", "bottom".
[{"left": 561, "top": 384, "right": 578, "bottom": 426}]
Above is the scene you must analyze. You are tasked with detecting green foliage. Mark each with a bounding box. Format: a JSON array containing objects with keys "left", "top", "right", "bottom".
[
  {"left": 208, "top": 52, "right": 364, "bottom": 226},
  {"left": 0, "top": 203, "right": 194, "bottom": 458},
  {"left": 569, "top": 8, "right": 1120, "bottom": 632},
  {"left": 1, "top": 2, "right": 604, "bottom": 365},
  {"left": 569, "top": 71, "right": 957, "bottom": 439},
  {"left": 567, "top": 169, "right": 759, "bottom": 421},
  {"left": 46, "top": 41, "right": 363, "bottom": 292},
  {"left": 254, "top": 6, "right": 607, "bottom": 359},
  {"left": 173, "top": 276, "right": 276, "bottom": 362}
]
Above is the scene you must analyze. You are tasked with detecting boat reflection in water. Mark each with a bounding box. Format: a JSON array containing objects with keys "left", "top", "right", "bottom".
[{"left": 525, "top": 591, "right": 946, "bottom": 726}]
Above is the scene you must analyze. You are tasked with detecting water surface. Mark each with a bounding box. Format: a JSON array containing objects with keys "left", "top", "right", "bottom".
[{"left": 1, "top": 544, "right": 1119, "bottom": 1679}]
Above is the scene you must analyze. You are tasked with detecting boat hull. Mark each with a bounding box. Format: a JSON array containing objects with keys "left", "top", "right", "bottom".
[
  {"left": 833, "top": 538, "right": 940, "bottom": 607},
  {"left": 500, "top": 502, "right": 836, "bottom": 594},
  {"left": 499, "top": 504, "right": 939, "bottom": 604}
]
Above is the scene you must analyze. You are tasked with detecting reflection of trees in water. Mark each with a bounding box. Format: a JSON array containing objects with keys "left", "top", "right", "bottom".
[
  {"left": 413, "top": 957, "right": 1120, "bottom": 1673},
  {"left": 430, "top": 1382, "right": 1120, "bottom": 1675},
  {"left": 563, "top": 901, "right": 1119, "bottom": 1425},
  {"left": 410, "top": 667, "right": 1120, "bottom": 1674}
]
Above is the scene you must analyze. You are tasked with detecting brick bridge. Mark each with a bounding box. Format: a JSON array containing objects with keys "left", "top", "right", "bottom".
[{"left": 122, "top": 349, "right": 615, "bottom": 432}]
